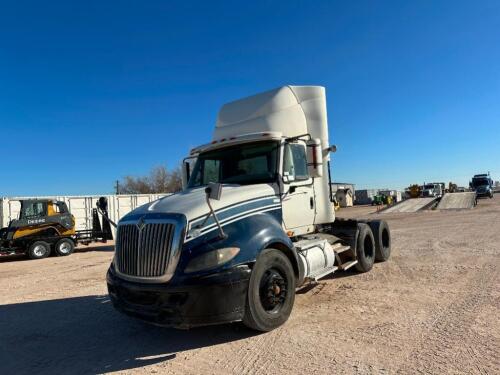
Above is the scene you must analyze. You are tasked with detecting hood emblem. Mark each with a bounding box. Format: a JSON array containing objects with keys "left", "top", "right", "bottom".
[{"left": 136, "top": 216, "right": 146, "bottom": 231}]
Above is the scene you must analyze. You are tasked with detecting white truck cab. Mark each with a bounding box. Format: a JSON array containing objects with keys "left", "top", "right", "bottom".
[{"left": 107, "top": 86, "right": 392, "bottom": 331}]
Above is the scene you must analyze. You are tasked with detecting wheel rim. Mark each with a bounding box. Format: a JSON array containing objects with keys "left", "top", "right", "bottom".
[
  {"left": 259, "top": 268, "right": 288, "bottom": 314},
  {"left": 33, "top": 245, "right": 46, "bottom": 257},
  {"left": 59, "top": 242, "right": 71, "bottom": 254}
]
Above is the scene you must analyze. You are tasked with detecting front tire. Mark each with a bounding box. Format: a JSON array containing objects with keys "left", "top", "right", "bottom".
[
  {"left": 55, "top": 238, "right": 75, "bottom": 256},
  {"left": 355, "top": 223, "right": 376, "bottom": 273},
  {"left": 243, "top": 249, "right": 296, "bottom": 332},
  {"left": 28, "top": 241, "right": 51, "bottom": 259}
]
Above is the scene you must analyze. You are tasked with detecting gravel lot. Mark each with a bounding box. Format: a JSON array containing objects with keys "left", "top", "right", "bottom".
[{"left": 1, "top": 196, "right": 499, "bottom": 374}]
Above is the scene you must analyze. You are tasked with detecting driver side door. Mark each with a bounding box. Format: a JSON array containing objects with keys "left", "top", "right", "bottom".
[{"left": 281, "top": 141, "right": 315, "bottom": 235}]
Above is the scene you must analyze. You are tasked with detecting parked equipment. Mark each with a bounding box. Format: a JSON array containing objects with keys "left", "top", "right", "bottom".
[
  {"left": 107, "top": 86, "right": 392, "bottom": 331},
  {"left": 408, "top": 184, "right": 422, "bottom": 198},
  {"left": 448, "top": 182, "right": 458, "bottom": 193},
  {"left": 0, "top": 198, "right": 113, "bottom": 259}
]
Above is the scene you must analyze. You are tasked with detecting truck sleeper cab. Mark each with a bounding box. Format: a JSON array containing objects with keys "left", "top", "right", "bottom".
[{"left": 107, "top": 86, "right": 392, "bottom": 331}]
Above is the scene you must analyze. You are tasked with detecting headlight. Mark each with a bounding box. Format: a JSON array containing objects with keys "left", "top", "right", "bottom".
[{"left": 185, "top": 247, "right": 240, "bottom": 273}]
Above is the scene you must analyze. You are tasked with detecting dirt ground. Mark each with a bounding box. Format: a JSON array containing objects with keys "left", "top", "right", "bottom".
[{"left": 1, "top": 197, "right": 499, "bottom": 374}]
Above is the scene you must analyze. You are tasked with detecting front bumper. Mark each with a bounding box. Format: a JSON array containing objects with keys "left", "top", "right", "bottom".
[
  {"left": 107, "top": 265, "right": 251, "bottom": 329},
  {"left": 475, "top": 191, "right": 490, "bottom": 197}
]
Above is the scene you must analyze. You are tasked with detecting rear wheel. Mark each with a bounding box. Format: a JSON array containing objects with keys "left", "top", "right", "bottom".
[
  {"left": 369, "top": 220, "right": 391, "bottom": 262},
  {"left": 55, "top": 238, "right": 75, "bottom": 256},
  {"left": 355, "top": 223, "right": 376, "bottom": 273},
  {"left": 28, "top": 241, "right": 51, "bottom": 259},
  {"left": 243, "top": 249, "right": 296, "bottom": 332}
]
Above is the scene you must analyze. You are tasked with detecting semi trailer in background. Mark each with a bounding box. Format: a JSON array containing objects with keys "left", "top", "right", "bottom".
[{"left": 107, "top": 86, "right": 392, "bottom": 331}]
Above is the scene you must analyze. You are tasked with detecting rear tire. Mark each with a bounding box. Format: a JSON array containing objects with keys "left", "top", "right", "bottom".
[
  {"left": 355, "top": 223, "right": 376, "bottom": 273},
  {"left": 243, "top": 249, "right": 296, "bottom": 332},
  {"left": 28, "top": 241, "right": 51, "bottom": 259},
  {"left": 55, "top": 238, "right": 75, "bottom": 256},
  {"left": 369, "top": 220, "right": 391, "bottom": 262}
]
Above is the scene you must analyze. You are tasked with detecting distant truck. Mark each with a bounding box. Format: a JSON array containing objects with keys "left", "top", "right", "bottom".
[
  {"left": 470, "top": 174, "right": 494, "bottom": 198},
  {"left": 421, "top": 183, "right": 445, "bottom": 198},
  {"left": 106, "top": 86, "right": 392, "bottom": 331}
]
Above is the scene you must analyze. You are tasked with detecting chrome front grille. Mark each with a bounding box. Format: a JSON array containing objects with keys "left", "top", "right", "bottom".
[{"left": 116, "top": 223, "right": 176, "bottom": 277}]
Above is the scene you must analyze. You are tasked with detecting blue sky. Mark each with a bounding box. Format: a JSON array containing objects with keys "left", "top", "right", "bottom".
[{"left": 1, "top": 1, "right": 499, "bottom": 196}]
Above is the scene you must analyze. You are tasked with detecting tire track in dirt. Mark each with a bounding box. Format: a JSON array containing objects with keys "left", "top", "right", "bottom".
[
  {"left": 397, "top": 263, "right": 500, "bottom": 374},
  {"left": 227, "top": 324, "right": 289, "bottom": 375}
]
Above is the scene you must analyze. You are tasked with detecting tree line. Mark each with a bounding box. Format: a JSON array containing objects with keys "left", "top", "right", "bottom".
[{"left": 117, "top": 166, "right": 182, "bottom": 194}]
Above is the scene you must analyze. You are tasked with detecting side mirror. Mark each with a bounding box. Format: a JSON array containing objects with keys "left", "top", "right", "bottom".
[
  {"left": 307, "top": 139, "right": 323, "bottom": 178},
  {"left": 205, "top": 182, "right": 222, "bottom": 201},
  {"left": 283, "top": 172, "right": 295, "bottom": 184}
]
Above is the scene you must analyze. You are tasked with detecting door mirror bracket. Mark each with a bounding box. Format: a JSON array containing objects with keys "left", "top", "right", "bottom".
[{"left": 283, "top": 172, "right": 295, "bottom": 184}]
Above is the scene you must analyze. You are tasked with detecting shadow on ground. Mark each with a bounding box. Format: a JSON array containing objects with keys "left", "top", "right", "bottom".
[
  {"left": 76, "top": 244, "right": 115, "bottom": 253},
  {"left": 1, "top": 244, "right": 114, "bottom": 263},
  {"left": 0, "top": 295, "right": 256, "bottom": 374}
]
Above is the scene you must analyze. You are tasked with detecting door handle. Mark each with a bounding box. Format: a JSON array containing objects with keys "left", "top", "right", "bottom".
[{"left": 310, "top": 197, "right": 314, "bottom": 209}]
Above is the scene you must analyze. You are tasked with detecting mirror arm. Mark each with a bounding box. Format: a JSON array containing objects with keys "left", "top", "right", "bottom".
[
  {"left": 204, "top": 186, "right": 227, "bottom": 240},
  {"left": 285, "top": 133, "right": 311, "bottom": 142}
]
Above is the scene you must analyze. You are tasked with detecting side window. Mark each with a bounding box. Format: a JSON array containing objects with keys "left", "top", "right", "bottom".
[
  {"left": 283, "top": 143, "right": 309, "bottom": 181},
  {"left": 22, "top": 202, "right": 45, "bottom": 218}
]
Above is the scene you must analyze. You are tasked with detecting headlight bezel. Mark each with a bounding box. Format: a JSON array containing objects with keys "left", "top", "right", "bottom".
[{"left": 184, "top": 247, "right": 240, "bottom": 274}]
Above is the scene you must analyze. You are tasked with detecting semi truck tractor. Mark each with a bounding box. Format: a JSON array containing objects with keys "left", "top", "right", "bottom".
[
  {"left": 470, "top": 173, "right": 494, "bottom": 198},
  {"left": 107, "top": 86, "right": 391, "bottom": 331}
]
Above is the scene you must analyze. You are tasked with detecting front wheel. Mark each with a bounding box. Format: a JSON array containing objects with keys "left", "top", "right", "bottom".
[{"left": 243, "top": 249, "right": 296, "bottom": 332}]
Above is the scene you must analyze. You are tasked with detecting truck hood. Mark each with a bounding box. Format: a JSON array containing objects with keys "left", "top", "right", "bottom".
[{"left": 125, "top": 183, "right": 280, "bottom": 224}]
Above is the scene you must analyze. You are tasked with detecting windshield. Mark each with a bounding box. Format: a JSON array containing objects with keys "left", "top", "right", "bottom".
[
  {"left": 472, "top": 178, "right": 489, "bottom": 187},
  {"left": 424, "top": 184, "right": 435, "bottom": 190},
  {"left": 188, "top": 141, "right": 279, "bottom": 187}
]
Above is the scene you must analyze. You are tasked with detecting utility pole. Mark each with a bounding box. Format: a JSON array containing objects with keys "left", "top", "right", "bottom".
[{"left": 115, "top": 180, "right": 120, "bottom": 195}]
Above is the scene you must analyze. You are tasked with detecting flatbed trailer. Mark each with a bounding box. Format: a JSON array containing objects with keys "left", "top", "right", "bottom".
[{"left": 0, "top": 198, "right": 113, "bottom": 260}]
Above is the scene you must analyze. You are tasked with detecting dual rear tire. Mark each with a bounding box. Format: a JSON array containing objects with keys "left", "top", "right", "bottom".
[
  {"left": 242, "top": 221, "right": 392, "bottom": 331},
  {"left": 354, "top": 220, "right": 391, "bottom": 272}
]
